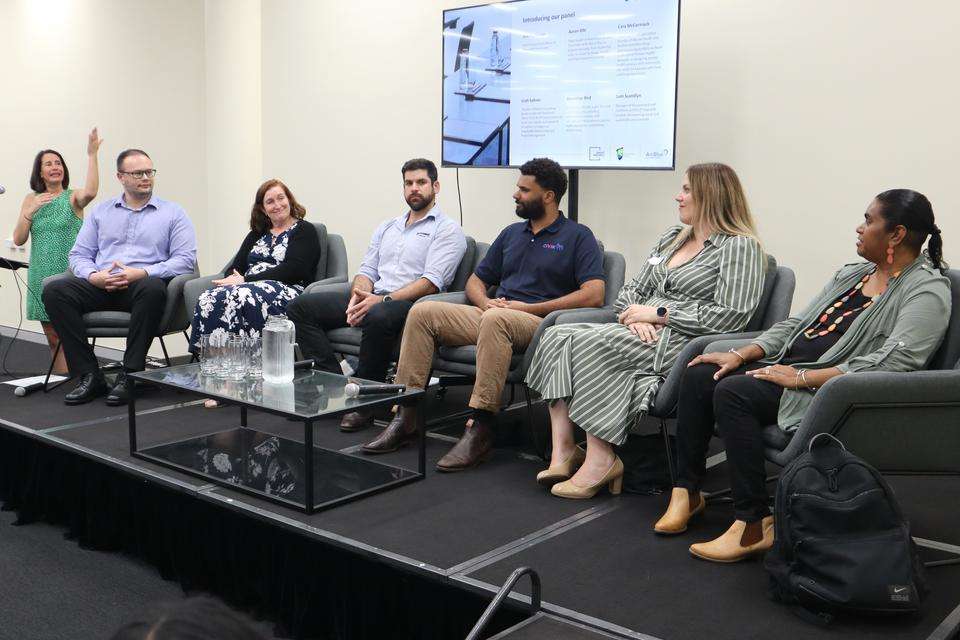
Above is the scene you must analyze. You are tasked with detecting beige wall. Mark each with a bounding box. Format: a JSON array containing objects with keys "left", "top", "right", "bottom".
[
  {"left": 261, "top": 0, "right": 958, "bottom": 312},
  {"left": 0, "top": 0, "right": 206, "bottom": 356},
  {"left": 3, "top": 0, "right": 957, "bottom": 359}
]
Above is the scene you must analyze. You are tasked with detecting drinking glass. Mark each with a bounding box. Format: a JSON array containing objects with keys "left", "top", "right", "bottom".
[
  {"left": 246, "top": 336, "right": 263, "bottom": 379},
  {"left": 227, "top": 334, "right": 248, "bottom": 381},
  {"left": 198, "top": 334, "right": 217, "bottom": 376}
]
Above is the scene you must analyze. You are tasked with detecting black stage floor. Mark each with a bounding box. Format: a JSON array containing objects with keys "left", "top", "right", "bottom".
[{"left": 1, "top": 337, "right": 958, "bottom": 639}]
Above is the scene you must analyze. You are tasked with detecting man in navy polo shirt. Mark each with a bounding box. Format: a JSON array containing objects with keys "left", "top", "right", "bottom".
[{"left": 361, "top": 158, "right": 606, "bottom": 471}]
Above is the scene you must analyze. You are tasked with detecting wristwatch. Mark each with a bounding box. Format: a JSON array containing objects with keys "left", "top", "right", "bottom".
[
  {"left": 656, "top": 306, "right": 668, "bottom": 318},
  {"left": 382, "top": 294, "right": 393, "bottom": 302}
]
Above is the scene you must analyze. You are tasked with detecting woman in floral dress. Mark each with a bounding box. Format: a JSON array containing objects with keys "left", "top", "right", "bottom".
[{"left": 190, "top": 179, "right": 320, "bottom": 355}]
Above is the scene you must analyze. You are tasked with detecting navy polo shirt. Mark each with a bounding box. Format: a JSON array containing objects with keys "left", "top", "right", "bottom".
[{"left": 474, "top": 213, "right": 605, "bottom": 303}]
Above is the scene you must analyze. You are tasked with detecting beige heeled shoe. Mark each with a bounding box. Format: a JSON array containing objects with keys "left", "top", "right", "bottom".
[
  {"left": 551, "top": 457, "right": 624, "bottom": 499},
  {"left": 689, "top": 515, "right": 775, "bottom": 563},
  {"left": 653, "top": 487, "right": 706, "bottom": 535},
  {"left": 536, "top": 446, "right": 586, "bottom": 487}
]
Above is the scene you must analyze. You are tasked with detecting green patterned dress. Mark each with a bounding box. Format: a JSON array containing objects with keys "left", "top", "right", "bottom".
[{"left": 26, "top": 190, "right": 82, "bottom": 322}]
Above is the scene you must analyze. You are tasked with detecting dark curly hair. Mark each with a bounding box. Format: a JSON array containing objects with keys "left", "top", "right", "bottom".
[
  {"left": 29, "top": 149, "right": 69, "bottom": 193},
  {"left": 519, "top": 157, "right": 567, "bottom": 202},
  {"left": 875, "top": 189, "right": 947, "bottom": 273},
  {"left": 401, "top": 158, "right": 438, "bottom": 182}
]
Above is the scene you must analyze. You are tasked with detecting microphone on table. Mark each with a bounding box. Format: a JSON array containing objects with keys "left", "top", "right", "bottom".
[
  {"left": 344, "top": 382, "right": 406, "bottom": 397},
  {"left": 14, "top": 380, "right": 46, "bottom": 396}
]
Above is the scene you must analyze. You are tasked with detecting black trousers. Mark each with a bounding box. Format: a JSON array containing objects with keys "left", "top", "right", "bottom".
[
  {"left": 286, "top": 290, "right": 414, "bottom": 382},
  {"left": 674, "top": 362, "right": 784, "bottom": 523},
  {"left": 42, "top": 276, "right": 169, "bottom": 376}
]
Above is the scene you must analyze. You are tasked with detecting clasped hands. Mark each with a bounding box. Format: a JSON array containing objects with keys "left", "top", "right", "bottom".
[
  {"left": 482, "top": 297, "right": 530, "bottom": 312},
  {"left": 346, "top": 289, "right": 383, "bottom": 327},
  {"left": 88, "top": 261, "right": 148, "bottom": 291},
  {"left": 212, "top": 269, "right": 245, "bottom": 287},
  {"left": 618, "top": 304, "right": 665, "bottom": 344}
]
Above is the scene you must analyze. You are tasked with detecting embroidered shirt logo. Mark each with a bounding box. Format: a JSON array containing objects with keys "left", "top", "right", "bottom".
[{"left": 541, "top": 242, "right": 565, "bottom": 252}]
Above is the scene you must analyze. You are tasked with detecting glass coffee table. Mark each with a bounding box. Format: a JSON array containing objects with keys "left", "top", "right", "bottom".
[{"left": 128, "top": 364, "right": 425, "bottom": 514}]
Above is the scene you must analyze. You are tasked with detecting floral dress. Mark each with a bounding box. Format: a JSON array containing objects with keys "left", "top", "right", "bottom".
[{"left": 190, "top": 223, "right": 304, "bottom": 349}]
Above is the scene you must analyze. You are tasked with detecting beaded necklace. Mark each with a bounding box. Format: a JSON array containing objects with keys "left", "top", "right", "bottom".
[{"left": 803, "top": 273, "right": 878, "bottom": 339}]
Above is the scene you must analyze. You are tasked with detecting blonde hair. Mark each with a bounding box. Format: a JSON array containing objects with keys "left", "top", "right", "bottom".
[{"left": 670, "top": 163, "right": 760, "bottom": 250}]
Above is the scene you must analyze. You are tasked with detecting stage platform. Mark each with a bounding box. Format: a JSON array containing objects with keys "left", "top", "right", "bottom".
[{"left": 1, "top": 337, "right": 958, "bottom": 639}]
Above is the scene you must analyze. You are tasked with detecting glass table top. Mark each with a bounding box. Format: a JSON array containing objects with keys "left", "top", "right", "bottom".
[
  {"left": 139, "top": 428, "right": 418, "bottom": 508},
  {"left": 132, "top": 364, "right": 423, "bottom": 419}
]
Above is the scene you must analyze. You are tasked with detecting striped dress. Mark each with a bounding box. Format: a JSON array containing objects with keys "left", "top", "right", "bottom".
[{"left": 526, "top": 226, "right": 765, "bottom": 445}]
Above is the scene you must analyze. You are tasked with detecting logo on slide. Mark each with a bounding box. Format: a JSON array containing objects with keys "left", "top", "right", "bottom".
[
  {"left": 616, "top": 147, "right": 625, "bottom": 160},
  {"left": 588, "top": 147, "right": 605, "bottom": 161}
]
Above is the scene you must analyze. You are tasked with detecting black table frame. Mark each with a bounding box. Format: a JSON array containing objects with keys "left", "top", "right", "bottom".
[{"left": 127, "top": 372, "right": 426, "bottom": 514}]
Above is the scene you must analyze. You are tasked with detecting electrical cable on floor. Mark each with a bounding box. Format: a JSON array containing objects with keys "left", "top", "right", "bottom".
[
  {"left": 0, "top": 256, "right": 34, "bottom": 377},
  {"left": 456, "top": 167, "right": 463, "bottom": 227}
]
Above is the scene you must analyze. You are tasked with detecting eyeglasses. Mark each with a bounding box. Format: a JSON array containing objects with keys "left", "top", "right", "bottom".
[{"left": 120, "top": 169, "right": 157, "bottom": 179}]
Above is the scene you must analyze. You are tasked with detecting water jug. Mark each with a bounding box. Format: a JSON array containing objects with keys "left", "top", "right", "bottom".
[{"left": 262, "top": 315, "right": 295, "bottom": 384}]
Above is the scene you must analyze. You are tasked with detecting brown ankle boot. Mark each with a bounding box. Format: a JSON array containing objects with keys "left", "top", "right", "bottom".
[
  {"left": 689, "top": 515, "right": 775, "bottom": 563},
  {"left": 361, "top": 406, "right": 417, "bottom": 454},
  {"left": 653, "top": 487, "right": 706, "bottom": 535},
  {"left": 436, "top": 417, "right": 494, "bottom": 472}
]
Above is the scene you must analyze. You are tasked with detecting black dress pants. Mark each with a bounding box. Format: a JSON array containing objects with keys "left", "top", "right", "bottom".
[
  {"left": 286, "top": 290, "right": 414, "bottom": 382},
  {"left": 42, "top": 276, "right": 169, "bottom": 376},
  {"left": 674, "top": 362, "right": 784, "bottom": 523}
]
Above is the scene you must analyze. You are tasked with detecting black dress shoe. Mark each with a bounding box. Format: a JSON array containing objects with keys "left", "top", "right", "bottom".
[
  {"left": 64, "top": 372, "right": 109, "bottom": 405},
  {"left": 105, "top": 371, "right": 136, "bottom": 406},
  {"left": 361, "top": 407, "right": 418, "bottom": 454}
]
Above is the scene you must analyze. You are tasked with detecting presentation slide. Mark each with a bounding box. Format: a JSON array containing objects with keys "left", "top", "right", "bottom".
[{"left": 442, "top": 0, "right": 680, "bottom": 169}]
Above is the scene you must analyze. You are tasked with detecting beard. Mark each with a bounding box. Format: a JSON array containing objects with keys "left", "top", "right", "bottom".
[
  {"left": 406, "top": 191, "right": 435, "bottom": 212},
  {"left": 515, "top": 197, "right": 546, "bottom": 221}
]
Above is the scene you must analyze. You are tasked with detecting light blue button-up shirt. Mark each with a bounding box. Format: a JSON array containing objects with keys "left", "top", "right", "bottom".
[
  {"left": 357, "top": 206, "right": 466, "bottom": 294},
  {"left": 69, "top": 193, "right": 197, "bottom": 280}
]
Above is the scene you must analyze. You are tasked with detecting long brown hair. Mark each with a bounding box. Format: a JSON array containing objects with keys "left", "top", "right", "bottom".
[
  {"left": 671, "top": 163, "right": 760, "bottom": 250},
  {"left": 249, "top": 179, "right": 306, "bottom": 234}
]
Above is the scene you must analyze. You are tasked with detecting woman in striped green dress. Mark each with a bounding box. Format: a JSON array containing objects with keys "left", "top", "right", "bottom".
[
  {"left": 525, "top": 163, "right": 765, "bottom": 499},
  {"left": 13, "top": 128, "right": 102, "bottom": 374}
]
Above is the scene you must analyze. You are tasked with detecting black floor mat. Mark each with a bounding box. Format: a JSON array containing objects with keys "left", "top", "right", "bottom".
[{"left": 468, "top": 493, "right": 960, "bottom": 640}]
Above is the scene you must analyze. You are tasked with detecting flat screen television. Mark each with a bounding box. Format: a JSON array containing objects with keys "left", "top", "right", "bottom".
[{"left": 442, "top": 0, "right": 681, "bottom": 169}]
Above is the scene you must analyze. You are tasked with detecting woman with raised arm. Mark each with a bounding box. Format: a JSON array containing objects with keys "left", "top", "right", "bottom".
[
  {"left": 14, "top": 128, "right": 102, "bottom": 374},
  {"left": 526, "top": 163, "right": 765, "bottom": 499},
  {"left": 655, "top": 189, "right": 950, "bottom": 563}
]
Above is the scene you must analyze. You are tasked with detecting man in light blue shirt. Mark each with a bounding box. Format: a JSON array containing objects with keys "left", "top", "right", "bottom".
[
  {"left": 287, "top": 158, "right": 467, "bottom": 431},
  {"left": 44, "top": 149, "right": 197, "bottom": 406}
]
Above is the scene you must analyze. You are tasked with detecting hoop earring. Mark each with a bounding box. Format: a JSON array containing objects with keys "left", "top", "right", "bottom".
[{"left": 886, "top": 245, "right": 895, "bottom": 265}]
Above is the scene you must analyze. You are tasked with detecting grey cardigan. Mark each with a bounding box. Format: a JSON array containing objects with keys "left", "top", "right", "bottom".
[{"left": 752, "top": 254, "right": 952, "bottom": 432}]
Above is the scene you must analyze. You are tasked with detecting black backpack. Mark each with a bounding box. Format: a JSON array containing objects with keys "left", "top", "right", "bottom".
[{"left": 765, "top": 433, "right": 928, "bottom": 624}]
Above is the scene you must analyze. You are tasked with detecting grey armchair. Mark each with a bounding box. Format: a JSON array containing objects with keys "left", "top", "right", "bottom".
[
  {"left": 317, "top": 236, "right": 480, "bottom": 360},
  {"left": 428, "top": 248, "right": 627, "bottom": 456},
  {"left": 41, "top": 265, "right": 200, "bottom": 385},
  {"left": 182, "top": 222, "right": 348, "bottom": 334}
]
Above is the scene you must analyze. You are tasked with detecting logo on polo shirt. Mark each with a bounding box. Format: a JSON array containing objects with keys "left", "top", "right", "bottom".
[{"left": 542, "top": 242, "right": 565, "bottom": 252}]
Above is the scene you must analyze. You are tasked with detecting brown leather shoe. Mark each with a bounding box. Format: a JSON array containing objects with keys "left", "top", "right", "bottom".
[
  {"left": 436, "top": 418, "right": 493, "bottom": 472},
  {"left": 361, "top": 407, "right": 417, "bottom": 454},
  {"left": 340, "top": 410, "right": 375, "bottom": 432},
  {"left": 689, "top": 515, "right": 775, "bottom": 563}
]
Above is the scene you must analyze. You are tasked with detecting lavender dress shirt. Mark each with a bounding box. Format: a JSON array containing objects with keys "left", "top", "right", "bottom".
[
  {"left": 357, "top": 206, "right": 466, "bottom": 294},
  {"left": 69, "top": 193, "right": 197, "bottom": 280}
]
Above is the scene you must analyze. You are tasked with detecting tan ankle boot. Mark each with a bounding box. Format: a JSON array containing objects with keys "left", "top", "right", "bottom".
[
  {"left": 689, "top": 515, "right": 774, "bottom": 563},
  {"left": 653, "top": 487, "right": 706, "bottom": 535}
]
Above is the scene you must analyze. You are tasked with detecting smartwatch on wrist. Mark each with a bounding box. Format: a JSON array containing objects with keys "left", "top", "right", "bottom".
[
  {"left": 382, "top": 294, "right": 393, "bottom": 302},
  {"left": 656, "top": 306, "right": 668, "bottom": 319}
]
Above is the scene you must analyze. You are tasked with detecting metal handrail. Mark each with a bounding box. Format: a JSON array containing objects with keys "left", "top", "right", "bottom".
[{"left": 465, "top": 566, "right": 542, "bottom": 640}]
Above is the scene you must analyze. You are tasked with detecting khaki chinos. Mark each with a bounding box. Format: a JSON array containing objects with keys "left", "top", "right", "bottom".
[{"left": 393, "top": 301, "right": 542, "bottom": 412}]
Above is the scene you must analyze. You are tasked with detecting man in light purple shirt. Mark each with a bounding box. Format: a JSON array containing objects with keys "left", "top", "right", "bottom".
[
  {"left": 287, "top": 158, "right": 466, "bottom": 431},
  {"left": 43, "top": 148, "right": 197, "bottom": 406}
]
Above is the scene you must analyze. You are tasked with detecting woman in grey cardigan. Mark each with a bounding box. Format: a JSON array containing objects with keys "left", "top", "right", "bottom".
[{"left": 655, "top": 189, "right": 950, "bottom": 564}]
